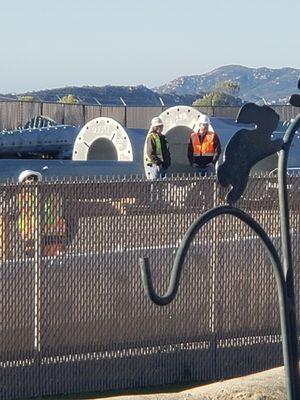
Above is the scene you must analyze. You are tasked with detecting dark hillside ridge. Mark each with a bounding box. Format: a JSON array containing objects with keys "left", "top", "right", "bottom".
[{"left": 1, "top": 65, "right": 299, "bottom": 105}]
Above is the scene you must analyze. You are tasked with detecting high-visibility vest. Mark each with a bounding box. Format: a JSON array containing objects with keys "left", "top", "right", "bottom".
[
  {"left": 190, "top": 131, "right": 217, "bottom": 157},
  {"left": 18, "top": 192, "right": 65, "bottom": 240},
  {"left": 145, "top": 132, "right": 164, "bottom": 164},
  {"left": 43, "top": 196, "right": 66, "bottom": 235},
  {"left": 18, "top": 192, "right": 35, "bottom": 241}
]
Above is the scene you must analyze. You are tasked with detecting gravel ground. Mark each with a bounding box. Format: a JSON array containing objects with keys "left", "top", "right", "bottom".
[{"left": 93, "top": 367, "right": 286, "bottom": 400}]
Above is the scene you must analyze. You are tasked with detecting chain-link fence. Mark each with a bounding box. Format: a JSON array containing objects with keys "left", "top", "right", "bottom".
[{"left": 0, "top": 174, "right": 299, "bottom": 399}]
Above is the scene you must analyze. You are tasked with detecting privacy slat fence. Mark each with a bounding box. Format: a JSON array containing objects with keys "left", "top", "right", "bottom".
[
  {"left": 0, "top": 174, "right": 299, "bottom": 399},
  {"left": 0, "top": 101, "right": 299, "bottom": 131}
]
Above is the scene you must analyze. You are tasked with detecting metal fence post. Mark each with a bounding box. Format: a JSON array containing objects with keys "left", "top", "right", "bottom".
[{"left": 33, "top": 183, "right": 42, "bottom": 397}]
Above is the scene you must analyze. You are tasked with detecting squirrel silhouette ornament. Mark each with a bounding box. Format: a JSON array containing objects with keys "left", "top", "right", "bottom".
[
  {"left": 217, "top": 103, "right": 283, "bottom": 204},
  {"left": 290, "top": 78, "right": 300, "bottom": 107}
]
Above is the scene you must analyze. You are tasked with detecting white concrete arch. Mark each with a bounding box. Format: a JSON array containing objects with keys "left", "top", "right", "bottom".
[
  {"left": 72, "top": 117, "right": 132, "bottom": 161},
  {"left": 159, "top": 105, "right": 203, "bottom": 133}
]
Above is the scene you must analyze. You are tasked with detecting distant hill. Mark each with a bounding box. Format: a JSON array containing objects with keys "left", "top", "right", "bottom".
[
  {"left": 0, "top": 85, "right": 203, "bottom": 107},
  {"left": 153, "top": 65, "right": 300, "bottom": 104},
  {"left": 1, "top": 65, "right": 299, "bottom": 105}
]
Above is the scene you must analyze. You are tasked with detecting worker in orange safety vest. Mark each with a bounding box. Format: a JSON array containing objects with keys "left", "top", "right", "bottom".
[{"left": 187, "top": 114, "right": 221, "bottom": 176}]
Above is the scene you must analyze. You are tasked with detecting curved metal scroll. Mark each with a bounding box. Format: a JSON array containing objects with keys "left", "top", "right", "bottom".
[
  {"left": 139, "top": 79, "right": 300, "bottom": 400},
  {"left": 139, "top": 205, "right": 297, "bottom": 399},
  {"left": 140, "top": 205, "right": 283, "bottom": 306},
  {"left": 277, "top": 80, "right": 300, "bottom": 400}
]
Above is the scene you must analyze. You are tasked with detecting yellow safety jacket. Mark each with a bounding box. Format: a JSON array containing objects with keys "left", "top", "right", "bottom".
[
  {"left": 145, "top": 132, "right": 164, "bottom": 165},
  {"left": 18, "top": 192, "right": 65, "bottom": 241}
]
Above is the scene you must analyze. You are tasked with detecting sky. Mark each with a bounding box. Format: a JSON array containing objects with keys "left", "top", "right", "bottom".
[{"left": 0, "top": 0, "right": 299, "bottom": 93}]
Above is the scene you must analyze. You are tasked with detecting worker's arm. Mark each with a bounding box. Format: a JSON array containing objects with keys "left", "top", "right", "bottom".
[
  {"left": 213, "top": 135, "right": 221, "bottom": 163},
  {"left": 187, "top": 137, "right": 193, "bottom": 165},
  {"left": 161, "top": 137, "right": 171, "bottom": 168}
]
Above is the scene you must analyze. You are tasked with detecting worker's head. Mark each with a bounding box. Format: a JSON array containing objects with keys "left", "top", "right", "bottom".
[
  {"left": 150, "top": 117, "right": 164, "bottom": 134},
  {"left": 18, "top": 170, "right": 42, "bottom": 184},
  {"left": 196, "top": 114, "right": 210, "bottom": 135}
]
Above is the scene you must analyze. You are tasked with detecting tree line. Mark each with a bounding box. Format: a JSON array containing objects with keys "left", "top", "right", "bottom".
[{"left": 18, "top": 81, "right": 242, "bottom": 106}]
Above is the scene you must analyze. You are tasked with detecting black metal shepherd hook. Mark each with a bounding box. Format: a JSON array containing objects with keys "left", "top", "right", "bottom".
[{"left": 139, "top": 79, "right": 300, "bottom": 400}]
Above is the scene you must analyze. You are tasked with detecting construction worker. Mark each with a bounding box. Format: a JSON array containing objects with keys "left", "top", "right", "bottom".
[
  {"left": 188, "top": 114, "right": 221, "bottom": 176},
  {"left": 18, "top": 170, "right": 66, "bottom": 257},
  {"left": 145, "top": 117, "right": 171, "bottom": 180}
]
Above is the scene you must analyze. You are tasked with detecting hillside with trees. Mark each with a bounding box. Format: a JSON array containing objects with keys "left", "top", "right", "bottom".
[{"left": 1, "top": 65, "right": 299, "bottom": 106}]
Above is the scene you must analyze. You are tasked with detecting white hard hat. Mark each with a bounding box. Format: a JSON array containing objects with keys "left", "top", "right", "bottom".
[
  {"left": 150, "top": 116, "right": 163, "bottom": 129},
  {"left": 18, "top": 170, "right": 42, "bottom": 183},
  {"left": 197, "top": 114, "right": 211, "bottom": 125}
]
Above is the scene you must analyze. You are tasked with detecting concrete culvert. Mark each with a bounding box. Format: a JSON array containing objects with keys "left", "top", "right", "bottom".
[{"left": 72, "top": 117, "right": 147, "bottom": 162}]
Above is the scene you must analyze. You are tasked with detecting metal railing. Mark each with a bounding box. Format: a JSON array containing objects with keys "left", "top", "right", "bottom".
[{"left": 0, "top": 174, "right": 299, "bottom": 399}]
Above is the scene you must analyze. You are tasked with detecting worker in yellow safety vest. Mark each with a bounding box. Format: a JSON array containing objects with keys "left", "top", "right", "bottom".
[
  {"left": 188, "top": 114, "right": 221, "bottom": 176},
  {"left": 145, "top": 117, "right": 171, "bottom": 180},
  {"left": 18, "top": 170, "right": 66, "bottom": 257}
]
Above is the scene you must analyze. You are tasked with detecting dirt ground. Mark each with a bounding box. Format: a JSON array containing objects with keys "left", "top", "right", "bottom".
[{"left": 91, "top": 367, "right": 287, "bottom": 400}]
